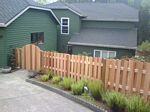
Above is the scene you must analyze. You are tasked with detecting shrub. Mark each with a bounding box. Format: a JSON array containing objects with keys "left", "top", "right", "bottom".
[
  {"left": 52, "top": 76, "right": 62, "bottom": 84},
  {"left": 127, "top": 96, "right": 150, "bottom": 112},
  {"left": 46, "top": 70, "right": 54, "bottom": 79},
  {"left": 40, "top": 75, "right": 49, "bottom": 82},
  {"left": 103, "top": 91, "right": 127, "bottom": 112},
  {"left": 138, "top": 40, "right": 150, "bottom": 52},
  {"left": 88, "top": 80, "right": 104, "bottom": 100},
  {"left": 71, "top": 80, "right": 85, "bottom": 95},
  {"left": 59, "top": 78, "right": 74, "bottom": 90}
]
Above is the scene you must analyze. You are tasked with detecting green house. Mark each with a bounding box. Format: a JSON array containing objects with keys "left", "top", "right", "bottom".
[{"left": 0, "top": 0, "right": 139, "bottom": 67}]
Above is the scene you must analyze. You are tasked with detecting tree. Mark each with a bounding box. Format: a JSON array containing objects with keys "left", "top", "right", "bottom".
[
  {"left": 35, "top": 0, "right": 52, "bottom": 4},
  {"left": 139, "top": 0, "right": 150, "bottom": 42}
]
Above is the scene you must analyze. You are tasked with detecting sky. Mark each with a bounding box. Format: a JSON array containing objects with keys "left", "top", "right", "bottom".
[
  {"left": 48, "top": 0, "right": 57, "bottom": 3},
  {"left": 34, "top": 0, "right": 57, "bottom": 3}
]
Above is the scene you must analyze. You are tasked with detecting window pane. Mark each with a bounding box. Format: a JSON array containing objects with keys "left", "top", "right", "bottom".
[
  {"left": 38, "top": 32, "right": 44, "bottom": 43},
  {"left": 62, "top": 19, "right": 68, "bottom": 25},
  {"left": 31, "top": 32, "right": 44, "bottom": 44},
  {"left": 62, "top": 26, "right": 68, "bottom": 33},
  {"left": 102, "top": 51, "right": 108, "bottom": 58},
  {"left": 31, "top": 33, "right": 37, "bottom": 43},
  {"left": 109, "top": 52, "right": 116, "bottom": 58},
  {"left": 95, "top": 51, "right": 101, "bottom": 57}
]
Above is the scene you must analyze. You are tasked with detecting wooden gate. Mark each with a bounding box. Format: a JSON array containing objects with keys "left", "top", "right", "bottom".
[{"left": 16, "top": 44, "right": 42, "bottom": 71}]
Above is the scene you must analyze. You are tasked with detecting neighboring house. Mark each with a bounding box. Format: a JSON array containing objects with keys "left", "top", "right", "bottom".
[
  {"left": 48, "top": 2, "right": 139, "bottom": 58},
  {"left": 0, "top": 0, "right": 60, "bottom": 67},
  {"left": 0, "top": 0, "right": 138, "bottom": 67}
]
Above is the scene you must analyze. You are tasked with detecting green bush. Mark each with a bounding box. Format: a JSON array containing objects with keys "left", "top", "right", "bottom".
[
  {"left": 59, "top": 78, "right": 74, "bottom": 90},
  {"left": 52, "top": 76, "right": 62, "bottom": 84},
  {"left": 46, "top": 70, "right": 54, "bottom": 79},
  {"left": 127, "top": 96, "right": 150, "bottom": 112},
  {"left": 103, "top": 91, "right": 127, "bottom": 112},
  {"left": 40, "top": 75, "right": 50, "bottom": 82},
  {"left": 71, "top": 80, "right": 85, "bottom": 95},
  {"left": 88, "top": 80, "right": 104, "bottom": 100},
  {"left": 138, "top": 40, "right": 150, "bottom": 52}
]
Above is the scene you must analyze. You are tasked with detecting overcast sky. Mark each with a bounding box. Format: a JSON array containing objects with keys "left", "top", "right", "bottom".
[{"left": 48, "top": 0, "right": 57, "bottom": 3}]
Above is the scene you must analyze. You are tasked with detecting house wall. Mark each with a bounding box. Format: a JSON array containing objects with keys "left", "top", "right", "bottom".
[
  {"left": 0, "top": 28, "right": 7, "bottom": 67},
  {"left": 71, "top": 45, "right": 135, "bottom": 58},
  {"left": 52, "top": 9, "right": 81, "bottom": 52},
  {"left": 81, "top": 20, "right": 136, "bottom": 29},
  {"left": 0, "top": 9, "right": 57, "bottom": 67}
]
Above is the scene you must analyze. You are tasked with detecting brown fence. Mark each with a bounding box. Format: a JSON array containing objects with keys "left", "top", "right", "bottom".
[{"left": 16, "top": 44, "right": 150, "bottom": 101}]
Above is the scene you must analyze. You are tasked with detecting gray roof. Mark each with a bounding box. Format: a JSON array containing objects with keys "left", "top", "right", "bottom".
[
  {"left": 0, "top": 0, "right": 57, "bottom": 26},
  {"left": 0, "top": 0, "right": 28, "bottom": 24},
  {"left": 69, "top": 3, "right": 139, "bottom": 22},
  {"left": 68, "top": 28, "right": 137, "bottom": 49}
]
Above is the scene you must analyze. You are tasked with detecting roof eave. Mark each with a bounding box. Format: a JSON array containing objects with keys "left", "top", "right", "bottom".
[
  {"left": 68, "top": 42, "right": 137, "bottom": 50},
  {"left": 0, "top": 6, "right": 60, "bottom": 27},
  {"left": 0, "top": 23, "right": 6, "bottom": 27},
  {"left": 50, "top": 7, "right": 84, "bottom": 17},
  {"left": 82, "top": 19, "right": 139, "bottom": 22}
]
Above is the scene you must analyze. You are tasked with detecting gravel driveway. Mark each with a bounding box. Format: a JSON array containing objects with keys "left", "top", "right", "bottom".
[{"left": 0, "top": 70, "right": 93, "bottom": 112}]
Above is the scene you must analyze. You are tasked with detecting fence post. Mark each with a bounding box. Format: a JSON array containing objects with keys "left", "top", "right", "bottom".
[
  {"left": 101, "top": 59, "right": 106, "bottom": 84},
  {"left": 66, "top": 54, "right": 71, "bottom": 78},
  {"left": 143, "top": 62, "right": 150, "bottom": 101}
]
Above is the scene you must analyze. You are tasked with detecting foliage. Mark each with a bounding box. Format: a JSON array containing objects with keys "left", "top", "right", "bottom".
[
  {"left": 127, "top": 96, "right": 150, "bottom": 112},
  {"left": 40, "top": 74, "right": 50, "bottom": 82},
  {"left": 137, "top": 40, "right": 150, "bottom": 52},
  {"left": 52, "top": 76, "right": 62, "bottom": 84},
  {"left": 133, "top": 56, "right": 150, "bottom": 62},
  {"left": 103, "top": 91, "right": 127, "bottom": 112},
  {"left": 78, "top": 52, "right": 91, "bottom": 56},
  {"left": 8, "top": 49, "right": 16, "bottom": 70},
  {"left": 71, "top": 80, "right": 85, "bottom": 95},
  {"left": 80, "top": 93, "right": 95, "bottom": 104},
  {"left": 59, "top": 78, "right": 74, "bottom": 90},
  {"left": 35, "top": 0, "right": 51, "bottom": 4},
  {"left": 88, "top": 80, "right": 104, "bottom": 100},
  {"left": 45, "top": 70, "right": 54, "bottom": 79}
]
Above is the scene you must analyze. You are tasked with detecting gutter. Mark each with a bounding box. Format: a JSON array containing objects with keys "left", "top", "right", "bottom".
[{"left": 68, "top": 42, "right": 137, "bottom": 50}]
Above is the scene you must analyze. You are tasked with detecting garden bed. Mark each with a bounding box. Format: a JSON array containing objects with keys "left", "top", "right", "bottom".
[
  {"left": 26, "top": 71, "right": 150, "bottom": 112},
  {"left": 26, "top": 76, "right": 108, "bottom": 112}
]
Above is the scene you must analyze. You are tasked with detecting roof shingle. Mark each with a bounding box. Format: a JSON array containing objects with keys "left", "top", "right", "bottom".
[{"left": 68, "top": 28, "right": 137, "bottom": 49}]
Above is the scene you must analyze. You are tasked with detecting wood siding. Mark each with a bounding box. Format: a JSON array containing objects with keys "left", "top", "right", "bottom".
[{"left": 0, "top": 9, "right": 57, "bottom": 67}]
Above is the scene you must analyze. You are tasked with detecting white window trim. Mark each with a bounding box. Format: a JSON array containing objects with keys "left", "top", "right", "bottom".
[
  {"left": 93, "top": 50, "right": 116, "bottom": 59},
  {"left": 61, "top": 17, "right": 70, "bottom": 35}
]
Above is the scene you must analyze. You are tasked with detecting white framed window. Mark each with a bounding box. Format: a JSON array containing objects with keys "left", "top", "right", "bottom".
[
  {"left": 61, "top": 17, "right": 70, "bottom": 35},
  {"left": 94, "top": 50, "right": 116, "bottom": 59}
]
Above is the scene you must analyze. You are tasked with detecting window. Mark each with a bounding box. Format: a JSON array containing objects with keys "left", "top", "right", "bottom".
[
  {"left": 61, "top": 17, "right": 69, "bottom": 34},
  {"left": 94, "top": 50, "right": 116, "bottom": 59},
  {"left": 31, "top": 32, "right": 44, "bottom": 44}
]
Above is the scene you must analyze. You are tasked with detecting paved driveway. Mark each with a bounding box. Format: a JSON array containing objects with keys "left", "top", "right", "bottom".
[{"left": 0, "top": 70, "right": 93, "bottom": 112}]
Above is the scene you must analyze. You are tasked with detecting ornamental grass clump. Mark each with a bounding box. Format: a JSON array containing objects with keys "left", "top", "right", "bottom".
[
  {"left": 127, "top": 96, "right": 150, "bottom": 112},
  {"left": 46, "top": 70, "right": 54, "bottom": 79},
  {"left": 71, "top": 80, "right": 86, "bottom": 95},
  {"left": 59, "top": 78, "right": 74, "bottom": 90},
  {"left": 52, "top": 76, "right": 62, "bottom": 84},
  {"left": 88, "top": 80, "right": 104, "bottom": 100},
  {"left": 103, "top": 91, "right": 127, "bottom": 112},
  {"left": 40, "top": 75, "right": 50, "bottom": 82}
]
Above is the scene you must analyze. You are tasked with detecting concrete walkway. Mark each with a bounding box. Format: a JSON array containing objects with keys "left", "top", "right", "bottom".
[{"left": 0, "top": 70, "right": 93, "bottom": 112}]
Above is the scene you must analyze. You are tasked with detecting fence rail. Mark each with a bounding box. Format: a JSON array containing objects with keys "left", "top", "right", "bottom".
[{"left": 16, "top": 44, "right": 150, "bottom": 102}]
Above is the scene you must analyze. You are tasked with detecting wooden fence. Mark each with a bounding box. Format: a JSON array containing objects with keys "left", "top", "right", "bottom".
[{"left": 16, "top": 44, "right": 150, "bottom": 101}]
